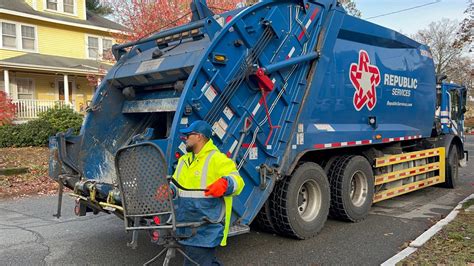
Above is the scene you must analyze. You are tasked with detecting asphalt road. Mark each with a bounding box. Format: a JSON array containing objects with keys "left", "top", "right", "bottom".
[{"left": 1, "top": 137, "right": 473, "bottom": 265}]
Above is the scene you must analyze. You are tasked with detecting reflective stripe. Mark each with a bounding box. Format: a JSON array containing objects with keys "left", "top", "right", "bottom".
[
  {"left": 217, "top": 199, "right": 226, "bottom": 222},
  {"left": 178, "top": 190, "right": 212, "bottom": 198},
  {"left": 221, "top": 196, "right": 232, "bottom": 246},
  {"left": 175, "top": 150, "right": 216, "bottom": 197},
  {"left": 228, "top": 172, "right": 240, "bottom": 193},
  {"left": 201, "top": 150, "right": 217, "bottom": 189},
  {"left": 176, "top": 150, "right": 215, "bottom": 186},
  {"left": 175, "top": 160, "right": 185, "bottom": 183}
]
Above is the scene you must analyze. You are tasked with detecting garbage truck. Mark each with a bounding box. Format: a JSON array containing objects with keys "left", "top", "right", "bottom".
[{"left": 49, "top": 0, "right": 467, "bottom": 245}]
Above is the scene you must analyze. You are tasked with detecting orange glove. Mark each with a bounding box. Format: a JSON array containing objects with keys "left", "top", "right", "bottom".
[{"left": 205, "top": 178, "right": 228, "bottom": 198}]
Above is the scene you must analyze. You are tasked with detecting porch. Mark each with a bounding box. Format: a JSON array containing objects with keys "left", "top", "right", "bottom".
[
  {"left": 0, "top": 53, "right": 110, "bottom": 122},
  {"left": 2, "top": 69, "right": 92, "bottom": 122},
  {"left": 11, "top": 99, "right": 71, "bottom": 121}
]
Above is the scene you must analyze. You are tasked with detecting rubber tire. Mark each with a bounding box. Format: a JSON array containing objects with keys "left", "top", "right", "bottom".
[
  {"left": 270, "top": 162, "right": 330, "bottom": 239},
  {"left": 323, "top": 156, "right": 339, "bottom": 175},
  {"left": 440, "top": 145, "right": 459, "bottom": 188},
  {"left": 251, "top": 199, "right": 279, "bottom": 234},
  {"left": 327, "top": 155, "right": 374, "bottom": 222}
]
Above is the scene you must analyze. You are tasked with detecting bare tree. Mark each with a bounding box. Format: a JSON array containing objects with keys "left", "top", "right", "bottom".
[
  {"left": 444, "top": 56, "right": 472, "bottom": 85},
  {"left": 340, "top": 0, "right": 361, "bottom": 17},
  {"left": 86, "top": 0, "right": 113, "bottom": 16},
  {"left": 412, "top": 18, "right": 471, "bottom": 86},
  {"left": 454, "top": 0, "right": 473, "bottom": 49}
]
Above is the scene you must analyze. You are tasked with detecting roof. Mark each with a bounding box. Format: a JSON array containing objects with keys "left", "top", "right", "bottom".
[
  {"left": 0, "top": 0, "right": 126, "bottom": 31},
  {"left": 0, "top": 53, "right": 112, "bottom": 74}
]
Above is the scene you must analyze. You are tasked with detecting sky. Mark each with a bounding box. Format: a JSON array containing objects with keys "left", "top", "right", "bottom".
[{"left": 356, "top": 0, "right": 469, "bottom": 36}]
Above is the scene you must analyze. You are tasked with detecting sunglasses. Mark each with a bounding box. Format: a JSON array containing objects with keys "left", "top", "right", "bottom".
[{"left": 180, "top": 132, "right": 200, "bottom": 140}]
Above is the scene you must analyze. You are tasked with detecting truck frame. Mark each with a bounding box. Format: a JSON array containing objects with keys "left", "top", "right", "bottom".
[{"left": 49, "top": 0, "right": 467, "bottom": 245}]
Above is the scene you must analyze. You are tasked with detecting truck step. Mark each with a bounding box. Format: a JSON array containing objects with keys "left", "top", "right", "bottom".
[{"left": 228, "top": 224, "right": 250, "bottom": 237}]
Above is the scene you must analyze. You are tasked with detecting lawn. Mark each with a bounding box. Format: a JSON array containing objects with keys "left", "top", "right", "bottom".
[
  {"left": 0, "top": 147, "right": 59, "bottom": 199},
  {"left": 400, "top": 199, "right": 474, "bottom": 264}
]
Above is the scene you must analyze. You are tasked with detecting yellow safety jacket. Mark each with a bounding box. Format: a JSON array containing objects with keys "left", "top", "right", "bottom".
[{"left": 172, "top": 139, "right": 244, "bottom": 247}]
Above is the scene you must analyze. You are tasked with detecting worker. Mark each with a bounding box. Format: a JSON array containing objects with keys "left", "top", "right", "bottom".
[{"left": 170, "top": 120, "right": 245, "bottom": 265}]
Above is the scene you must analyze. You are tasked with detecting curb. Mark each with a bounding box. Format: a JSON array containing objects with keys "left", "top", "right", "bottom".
[{"left": 381, "top": 193, "right": 474, "bottom": 266}]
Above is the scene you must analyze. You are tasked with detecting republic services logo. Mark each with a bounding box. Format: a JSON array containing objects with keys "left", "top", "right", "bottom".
[{"left": 349, "top": 50, "right": 381, "bottom": 111}]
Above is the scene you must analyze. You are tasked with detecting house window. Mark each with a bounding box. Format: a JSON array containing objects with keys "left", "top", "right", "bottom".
[
  {"left": 2, "top": 22, "right": 16, "bottom": 48},
  {"left": 21, "top": 26, "right": 35, "bottom": 50},
  {"left": 16, "top": 78, "right": 35, "bottom": 99},
  {"left": 46, "top": 0, "right": 58, "bottom": 10},
  {"left": 102, "top": 39, "right": 112, "bottom": 59},
  {"left": 63, "top": 0, "right": 74, "bottom": 14},
  {"left": 0, "top": 21, "right": 37, "bottom": 51},
  {"left": 87, "top": 35, "right": 113, "bottom": 60},
  {"left": 88, "top": 36, "right": 99, "bottom": 59},
  {"left": 45, "top": 0, "right": 76, "bottom": 15}
]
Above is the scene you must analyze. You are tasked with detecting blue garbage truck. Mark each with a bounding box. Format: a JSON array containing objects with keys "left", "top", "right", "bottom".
[{"left": 49, "top": 0, "right": 467, "bottom": 244}]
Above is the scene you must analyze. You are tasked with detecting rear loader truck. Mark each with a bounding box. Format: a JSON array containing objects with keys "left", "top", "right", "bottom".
[{"left": 49, "top": 0, "right": 468, "bottom": 247}]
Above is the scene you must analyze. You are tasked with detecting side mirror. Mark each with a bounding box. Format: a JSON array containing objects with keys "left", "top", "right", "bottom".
[{"left": 436, "top": 74, "right": 448, "bottom": 84}]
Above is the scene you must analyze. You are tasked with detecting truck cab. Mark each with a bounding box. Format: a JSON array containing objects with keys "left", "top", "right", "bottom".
[{"left": 440, "top": 81, "right": 467, "bottom": 139}]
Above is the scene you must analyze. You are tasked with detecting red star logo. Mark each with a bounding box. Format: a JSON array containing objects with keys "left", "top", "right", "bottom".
[{"left": 349, "top": 50, "right": 381, "bottom": 111}]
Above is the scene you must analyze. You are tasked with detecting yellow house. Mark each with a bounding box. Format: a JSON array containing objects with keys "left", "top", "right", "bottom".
[{"left": 0, "top": 0, "right": 124, "bottom": 121}]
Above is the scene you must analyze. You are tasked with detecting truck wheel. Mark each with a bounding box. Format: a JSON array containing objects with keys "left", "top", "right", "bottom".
[
  {"left": 328, "top": 155, "right": 374, "bottom": 222},
  {"left": 440, "top": 145, "right": 459, "bottom": 188},
  {"left": 270, "top": 162, "right": 330, "bottom": 239},
  {"left": 323, "top": 156, "right": 339, "bottom": 175},
  {"left": 251, "top": 199, "right": 279, "bottom": 234}
]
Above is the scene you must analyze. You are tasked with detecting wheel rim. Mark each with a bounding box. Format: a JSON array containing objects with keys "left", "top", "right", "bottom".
[
  {"left": 350, "top": 170, "right": 368, "bottom": 207},
  {"left": 297, "top": 180, "right": 322, "bottom": 222}
]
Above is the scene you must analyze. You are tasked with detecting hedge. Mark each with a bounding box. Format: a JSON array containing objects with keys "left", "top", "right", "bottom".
[
  {"left": 0, "top": 105, "right": 83, "bottom": 148},
  {"left": 38, "top": 105, "right": 84, "bottom": 134}
]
